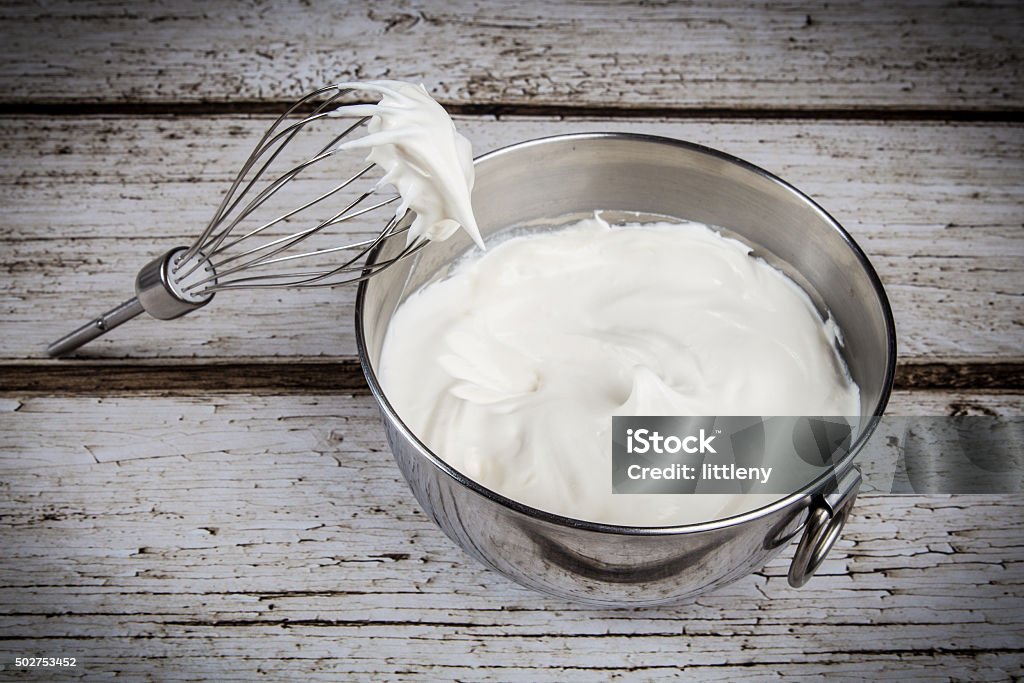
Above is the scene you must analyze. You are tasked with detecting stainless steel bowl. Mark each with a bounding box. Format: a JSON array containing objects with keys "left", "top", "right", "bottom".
[{"left": 355, "top": 133, "right": 897, "bottom": 606}]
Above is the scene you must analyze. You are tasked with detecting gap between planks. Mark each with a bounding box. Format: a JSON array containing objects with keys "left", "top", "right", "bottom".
[
  {"left": 1, "top": 102, "right": 1023, "bottom": 122},
  {"left": 0, "top": 358, "right": 1022, "bottom": 395}
]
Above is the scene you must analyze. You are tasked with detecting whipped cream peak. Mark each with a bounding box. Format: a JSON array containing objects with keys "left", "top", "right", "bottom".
[{"left": 329, "top": 80, "right": 484, "bottom": 249}]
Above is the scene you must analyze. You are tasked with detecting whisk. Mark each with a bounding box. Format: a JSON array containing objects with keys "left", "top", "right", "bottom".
[{"left": 46, "top": 84, "right": 431, "bottom": 357}]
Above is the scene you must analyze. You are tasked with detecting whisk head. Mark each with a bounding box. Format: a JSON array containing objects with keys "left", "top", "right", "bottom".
[
  {"left": 173, "top": 84, "right": 426, "bottom": 297},
  {"left": 46, "top": 82, "right": 440, "bottom": 358}
]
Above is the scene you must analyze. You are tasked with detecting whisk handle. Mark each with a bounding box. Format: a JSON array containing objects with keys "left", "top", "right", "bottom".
[
  {"left": 46, "top": 247, "right": 216, "bottom": 357},
  {"left": 46, "top": 297, "right": 145, "bottom": 357}
]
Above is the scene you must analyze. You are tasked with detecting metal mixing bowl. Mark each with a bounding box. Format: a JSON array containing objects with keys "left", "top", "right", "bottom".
[{"left": 355, "top": 133, "right": 897, "bottom": 606}]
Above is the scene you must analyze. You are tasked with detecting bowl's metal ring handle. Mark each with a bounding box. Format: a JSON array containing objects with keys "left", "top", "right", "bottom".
[{"left": 788, "top": 467, "right": 862, "bottom": 588}]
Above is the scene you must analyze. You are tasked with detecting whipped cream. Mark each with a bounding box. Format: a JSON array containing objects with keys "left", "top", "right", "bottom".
[
  {"left": 331, "top": 80, "right": 484, "bottom": 249},
  {"left": 379, "top": 215, "right": 861, "bottom": 527}
]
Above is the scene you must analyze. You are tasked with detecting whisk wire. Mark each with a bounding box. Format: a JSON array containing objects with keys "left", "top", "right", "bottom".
[
  {"left": 185, "top": 189, "right": 380, "bottom": 290},
  {"left": 238, "top": 216, "right": 408, "bottom": 271},
  {"left": 180, "top": 85, "right": 349, "bottom": 266},
  {"left": 200, "top": 219, "right": 426, "bottom": 292},
  {"left": 204, "top": 164, "right": 374, "bottom": 264},
  {"left": 192, "top": 113, "right": 347, "bottom": 259},
  {"left": 176, "top": 112, "right": 366, "bottom": 282}
]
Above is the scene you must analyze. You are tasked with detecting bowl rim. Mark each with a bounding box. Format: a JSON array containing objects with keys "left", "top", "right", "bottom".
[{"left": 354, "top": 131, "right": 898, "bottom": 536}]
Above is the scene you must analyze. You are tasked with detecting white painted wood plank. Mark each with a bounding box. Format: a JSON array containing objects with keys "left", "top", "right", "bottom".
[
  {"left": 0, "top": 1, "right": 1020, "bottom": 111},
  {"left": 0, "top": 391, "right": 1021, "bottom": 679},
  {"left": 2, "top": 116, "right": 1021, "bottom": 362}
]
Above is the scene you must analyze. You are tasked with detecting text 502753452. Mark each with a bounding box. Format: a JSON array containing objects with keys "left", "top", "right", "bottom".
[{"left": 14, "top": 657, "right": 77, "bottom": 668}]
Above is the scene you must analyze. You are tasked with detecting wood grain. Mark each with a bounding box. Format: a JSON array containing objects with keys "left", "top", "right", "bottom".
[
  {"left": 0, "top": 391, "right": 1021, "bottom": 680},
  {"left": 0, "top": 1, "right": 1020, "bottom": 114},
  {"left": 1, "top": 4, "right": 1022, "bottom": 678},
  {"left": 2, "top": 116, "right": 1021, "bottom": 371}
]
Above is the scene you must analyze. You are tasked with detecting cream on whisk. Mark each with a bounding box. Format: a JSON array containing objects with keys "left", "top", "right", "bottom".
[
  {"left": 330, "top": 81, "right": 484, "bottom": 249},
  {"left": 378, "top": 215, "right": 861, "bottom": 527}
]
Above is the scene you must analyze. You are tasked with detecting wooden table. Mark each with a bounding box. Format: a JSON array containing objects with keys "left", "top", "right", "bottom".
[{"left": 1, "top": 2, "right": 1022, "bottom": 680}]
